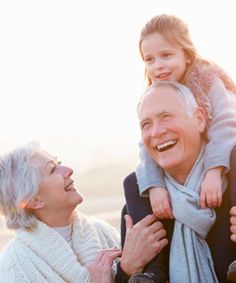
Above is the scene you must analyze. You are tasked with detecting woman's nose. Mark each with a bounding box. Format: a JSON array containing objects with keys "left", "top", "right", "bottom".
[{"left": 61, "top": 166, "right": 73, "bottom": 177}]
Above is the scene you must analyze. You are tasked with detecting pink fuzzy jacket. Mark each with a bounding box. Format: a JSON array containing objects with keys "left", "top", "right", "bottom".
[{"left": 185, "top": 60, "right": 236, "bottom": 121}]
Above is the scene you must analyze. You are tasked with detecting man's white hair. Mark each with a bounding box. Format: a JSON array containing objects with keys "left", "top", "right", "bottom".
[
  {"left": 139, "top": 80, "right": 198, "bottom": 117},
  {"left": 0, "top": 141, "right": 41, "bottom": 230}
]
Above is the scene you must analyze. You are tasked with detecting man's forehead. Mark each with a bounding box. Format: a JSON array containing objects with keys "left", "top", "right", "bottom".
[
  {"left": 139, "top": 86, "right": 184, "bottom": 115},
  {"left": 146, "top": 85, "right": 180, "bottom": 100}
]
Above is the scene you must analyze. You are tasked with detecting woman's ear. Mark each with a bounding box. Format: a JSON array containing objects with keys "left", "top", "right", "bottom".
[{"left": 25, "top": 197, "right": 45, "bottom": 210}]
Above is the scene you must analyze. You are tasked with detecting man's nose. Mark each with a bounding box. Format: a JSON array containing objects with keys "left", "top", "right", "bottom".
[{"left": 151, "top": 123, "right": 167, "bottom": 137}]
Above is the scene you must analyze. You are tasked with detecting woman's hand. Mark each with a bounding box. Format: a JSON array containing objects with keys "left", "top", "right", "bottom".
[{"left": 88, "top": 248, "right": 121, "bottom": 283}]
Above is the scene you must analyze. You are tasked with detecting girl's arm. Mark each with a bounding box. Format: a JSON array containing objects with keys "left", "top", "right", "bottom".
[
  {"left": 136, "top": 141, "right": 165, "bottom": 196},
  {"left": 205, "top": 78, "right": 236, "bottom": 173}
]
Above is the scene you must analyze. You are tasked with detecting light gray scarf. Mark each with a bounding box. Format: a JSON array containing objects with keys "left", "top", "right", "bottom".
[{"left": 164, "top": 146, "right": 227, "bottom": 283}]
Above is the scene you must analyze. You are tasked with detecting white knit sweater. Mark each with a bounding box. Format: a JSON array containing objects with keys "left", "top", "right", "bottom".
[{"left": 0, "top": 211, "right": 120, "bottom": 282}]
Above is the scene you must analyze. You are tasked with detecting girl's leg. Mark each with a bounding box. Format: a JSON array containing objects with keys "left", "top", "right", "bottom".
[
  {"left": 227, "top": 145, "right": 236, "bottom": 280},
  {"left": 124, "top": 172, "right": 152, "bottom": 224},
  {"left": 123, "top": 172, "right": 173, "bottom": 283},
  {"left": 230, "top": 145, "right": 236, "bottom": 205}
]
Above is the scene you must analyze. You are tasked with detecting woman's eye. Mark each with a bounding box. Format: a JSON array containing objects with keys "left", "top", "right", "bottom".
[
  {"left": 51, "top": 165, "right": 56, "bottom": 173},
  {"left": 51, "top": 161, "right": 61, "bottom": 173}
]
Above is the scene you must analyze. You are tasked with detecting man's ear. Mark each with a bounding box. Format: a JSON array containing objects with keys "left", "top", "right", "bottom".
[
  {"left": 196, "top": 107, "right": 207, "bottom": 133},
  {"left": 25, "top": 197, "right": 45, "bottom": 210}
]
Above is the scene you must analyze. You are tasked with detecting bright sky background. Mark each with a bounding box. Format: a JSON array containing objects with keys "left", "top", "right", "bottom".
[{"left": 1, "top": 0, "right": 236, "bottom": 171}]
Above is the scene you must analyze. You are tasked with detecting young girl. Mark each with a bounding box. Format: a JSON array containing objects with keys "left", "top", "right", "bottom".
[{"left": 125, "top": 14, "right": 236, "bottom": 283}]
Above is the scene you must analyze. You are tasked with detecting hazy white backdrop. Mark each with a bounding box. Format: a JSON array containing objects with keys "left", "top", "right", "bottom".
[{"left": 0, "top": 0, "right": 236, "bottom": 210}]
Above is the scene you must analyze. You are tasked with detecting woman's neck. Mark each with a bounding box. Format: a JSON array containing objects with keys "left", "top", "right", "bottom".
[{"left": 35, "top": 210, "right": 74, "bottom": 227}]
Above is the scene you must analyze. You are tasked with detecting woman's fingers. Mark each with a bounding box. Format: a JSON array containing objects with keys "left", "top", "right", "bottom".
[
  {"left": 94, "top": 248, "right": 121, "bottom": 267},
  {"left": 99, "top": 249, "right": 122, "bottom": 266}
]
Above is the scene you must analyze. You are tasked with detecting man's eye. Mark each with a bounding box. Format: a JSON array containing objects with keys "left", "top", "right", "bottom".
[
  {"left": 162, "top": 114, "right": 171, "bottom": 119},
  {"left": 141, "top": 122, "right": 150, "bottom": 129}
]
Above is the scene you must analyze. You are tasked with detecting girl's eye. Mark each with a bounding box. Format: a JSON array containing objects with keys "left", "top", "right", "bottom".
[
  {"left": 144, "top": 57, "right": 153, "bottom": 63},
  {"left": 162, "top": 53, "right": 172, "bottom": 58}
]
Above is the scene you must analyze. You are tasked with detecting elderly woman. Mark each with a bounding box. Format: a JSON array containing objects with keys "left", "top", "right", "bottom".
[{"left": 0, "top": 142, "right": 121, "bottom": 283}]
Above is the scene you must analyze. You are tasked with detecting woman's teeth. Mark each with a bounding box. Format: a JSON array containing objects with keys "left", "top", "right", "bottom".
[{"left": 64, "top": 182, "right": 73, "bottom": 191}]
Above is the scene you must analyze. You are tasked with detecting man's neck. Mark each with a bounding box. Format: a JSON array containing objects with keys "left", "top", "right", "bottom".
[{"left": 165, "top": 143, "right": 205, "bottom": 185}]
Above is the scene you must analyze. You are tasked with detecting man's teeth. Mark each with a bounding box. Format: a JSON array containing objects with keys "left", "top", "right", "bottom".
[{"left": 157, "top": 140, "right": 176, "bottom": 152}]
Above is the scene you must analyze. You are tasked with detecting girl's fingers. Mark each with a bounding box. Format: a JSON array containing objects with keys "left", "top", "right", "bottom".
[
  {"left": 211, "top": 194, "right": 217, "bottom": 207},
  {"left": 217, "top": 192, "right": 222, "bottom": 207},
  {"left": 199, "top": 191, "right": 206, "bottom": 208}
]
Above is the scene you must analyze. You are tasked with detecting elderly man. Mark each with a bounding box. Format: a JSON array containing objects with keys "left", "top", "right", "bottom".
[{"left": 116, "top": 81, "right": 236, "bottom": 283}]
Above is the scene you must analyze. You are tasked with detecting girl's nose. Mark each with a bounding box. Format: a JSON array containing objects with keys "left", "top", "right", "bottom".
[{"left": 154, "top": 58, "right": 165, "bottom": 69}]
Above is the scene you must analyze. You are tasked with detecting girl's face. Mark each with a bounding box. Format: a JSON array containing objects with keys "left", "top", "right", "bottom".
[{"left": 141, "top": 32, "right": 190, "bottom": 83}]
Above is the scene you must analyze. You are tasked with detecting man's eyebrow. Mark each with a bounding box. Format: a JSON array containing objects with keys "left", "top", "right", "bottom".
[
  {"left": 160, "top": 110, "right": 170, "bottom": 115},
  {"left": 140, "top": 110, "right": 169, "bottom": 123},
  {"left": 139, "top": 117, "right": 148, "bottom": 126}
]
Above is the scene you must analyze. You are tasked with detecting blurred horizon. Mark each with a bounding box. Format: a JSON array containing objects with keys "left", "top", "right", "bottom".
[{"left": 1, "top": 0, "right": 236, "bottom": 248}]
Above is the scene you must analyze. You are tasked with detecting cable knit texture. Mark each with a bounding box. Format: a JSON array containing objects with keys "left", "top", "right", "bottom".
[{"left": 0, "top": 211, "right": 120, "bottom": 282}]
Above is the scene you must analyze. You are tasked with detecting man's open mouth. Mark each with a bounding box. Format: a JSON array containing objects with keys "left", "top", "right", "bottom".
[
  {"left": 64, "top": 181, "right": 74, "bottom": 191},
  {"left": 156, "top": 140, "right": 177, "bottom": 152}
]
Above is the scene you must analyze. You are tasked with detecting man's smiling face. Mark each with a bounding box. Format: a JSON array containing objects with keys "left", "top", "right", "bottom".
[{"left": 138, "top": 84, "right": 206, "bottom": 182}]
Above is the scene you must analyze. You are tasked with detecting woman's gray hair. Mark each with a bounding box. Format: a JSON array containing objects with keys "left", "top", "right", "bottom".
[
  {"left": 139, "top": 80, "right": 198, "bottom": 117},
  {"left": 0, "top": 141, "right": 41, "bottom": 230}
]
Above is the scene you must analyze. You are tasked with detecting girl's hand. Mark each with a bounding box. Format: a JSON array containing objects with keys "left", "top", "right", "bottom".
[
  {"left": 199, "top": 167, "right": 224, "bottom": 208},
  {"left": 149, "top": 187, "right": 173, "bottom": 219},
  {"left": 88, "top": 248, "right": 121, "bottom": 283}
]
